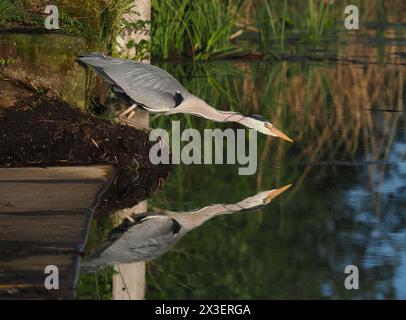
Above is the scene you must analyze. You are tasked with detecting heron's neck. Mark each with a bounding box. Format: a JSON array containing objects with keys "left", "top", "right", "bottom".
[
  {"left": 166, "top": 204, "right": 241, "bottom": 231},
  {"left": 180, "top": 97, "right": 247, "bottom": 124}
]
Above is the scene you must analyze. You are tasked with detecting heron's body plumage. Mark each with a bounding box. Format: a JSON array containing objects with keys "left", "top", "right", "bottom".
[
  {"left": 81, "top": 213, "right": 182, "bottom": 269},
  {"left": 77, "top": 53, "right": 190, "bottom": 112}
]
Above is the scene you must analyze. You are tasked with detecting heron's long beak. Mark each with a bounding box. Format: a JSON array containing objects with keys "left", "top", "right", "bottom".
[
  {"left": 265, "top": 123, "right": 293, "bottom": 142},
  {"left": 264, "top": 184, "right": 292, "bottom": 202}
]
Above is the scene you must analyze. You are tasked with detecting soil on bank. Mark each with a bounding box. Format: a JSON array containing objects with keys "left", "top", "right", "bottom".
[{"left": 0, "top": 79, "right": 171, "bottom": 215}]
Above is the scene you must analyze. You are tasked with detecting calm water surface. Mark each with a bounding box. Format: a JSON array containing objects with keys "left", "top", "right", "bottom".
[{"left": 144, "top": 39, "right": 406, "bottom": 299}]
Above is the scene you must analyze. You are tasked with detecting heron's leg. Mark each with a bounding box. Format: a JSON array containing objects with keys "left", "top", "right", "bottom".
[
  {"left": 128, "top": 110, "right": 136, "bottom": 119},
  {"left": 117, "top": 105, "right": 147, "bottom": 130},
  {"left": 117, "top": 104, "right": 137, "bottom": 123}
]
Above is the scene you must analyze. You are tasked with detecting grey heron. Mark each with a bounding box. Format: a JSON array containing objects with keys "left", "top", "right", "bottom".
[
  {"left": 77, "top": 53, "right": 293, "bottom": 142},
  {"left": 81, "top": 184, "right": 291, "bottom": 269}
]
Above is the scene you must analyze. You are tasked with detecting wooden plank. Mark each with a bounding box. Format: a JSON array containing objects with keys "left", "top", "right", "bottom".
[
  {"left": 0, "top": 287, "right": 75, "bottom": 300},
  {"left": 0, "top": 165, "right": 116, "bottom": 298},
  {"left": 0, "top": 254, "right": 73, "bottom": 273},
  {"left": 0, "top": 165, "right": 115, "bottom": 181},
  {"left": 0, "top": 166, "right": 116, "bottom": 213},
  {"left": 0, "top": 182, "right": 104, "bottom": 212},
  {"left": 0, "top": 213, "right": 87, "bottom": 245},
  {"left": 0, "top": 254, "right": 78, "bottom": 291}
]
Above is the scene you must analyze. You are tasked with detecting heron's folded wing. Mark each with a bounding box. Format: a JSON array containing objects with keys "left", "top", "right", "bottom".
[
  {"left": 104, "top": 62, "right": 186, "bottom": 111},
  {"left": 117, "top": 82, "right": 177, "bottom": 111},
  {"left": 85, "top": 216, "right": 181, "bottom": 266}
]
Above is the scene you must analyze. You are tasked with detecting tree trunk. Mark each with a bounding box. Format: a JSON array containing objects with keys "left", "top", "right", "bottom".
[
  {"left": 115, "top": 0, "right": 151, "bottom": 62},
  {"left": 112, "top": 1, "right": 151, "bottom": 299},
  {"left": 112, "top": 201, "right": 148, "bottom": 300}
]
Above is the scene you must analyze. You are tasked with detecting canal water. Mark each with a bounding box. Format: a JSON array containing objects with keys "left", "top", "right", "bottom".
[{"left": 143, "top": 56, "right": 406, "bottom": 299}]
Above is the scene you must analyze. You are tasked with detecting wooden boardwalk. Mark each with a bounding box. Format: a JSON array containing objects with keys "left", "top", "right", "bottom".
[{"left": 0, "top": 166, "right": 116, "bottom": 299}]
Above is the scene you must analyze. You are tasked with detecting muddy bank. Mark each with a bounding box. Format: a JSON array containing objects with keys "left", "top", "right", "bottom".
[
  {"left": 0, "top": 79, "right": 171, "bottom": 215},
  {"left": 0, "top": 33, "right": 88, "bottom": 108}
]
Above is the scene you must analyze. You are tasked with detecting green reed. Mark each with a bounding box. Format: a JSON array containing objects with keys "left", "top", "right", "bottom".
[
  {"left": 151, "top": 0, "right": 244, "bottom": 60},
  {"left": 0, "top": 0, "right": 14, "bottom": 24},
  {"left": 305, "top": 0, "right": 334, "bottom": 44},
  {"left": 254, "top": 0, "right": 336, "bottom": 54},
  {"left": 0, "top": 0, "right": 29, "bottom": 26},
  {"left": 255, "top": 0, "right": 283, "bottom": 53},
  {"left": 77, "top": 266, "right": 115, "bottom": 300}
]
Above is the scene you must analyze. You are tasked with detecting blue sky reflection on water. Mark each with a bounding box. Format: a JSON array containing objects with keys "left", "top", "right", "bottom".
[{"left": 345, "top": 137, "right": 406, "bottom": 299}]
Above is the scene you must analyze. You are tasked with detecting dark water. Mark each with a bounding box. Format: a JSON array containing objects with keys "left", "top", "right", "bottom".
[
  {"left": 144, "top": 58, "right": 406, "bottom": 299},
  {"left": 1, "top": 23, "right": 406, "bottom": 300},
  {"left": 135, "top": 27, "right": 406, "bottom": 298}
]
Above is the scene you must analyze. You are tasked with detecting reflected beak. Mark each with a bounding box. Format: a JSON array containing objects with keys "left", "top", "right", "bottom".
[
  {"left": 265, "top": 123, "right": 293, "bottom": 142},
  {"left": 264, "top": 184, "right": 292, "bottom": 202}
]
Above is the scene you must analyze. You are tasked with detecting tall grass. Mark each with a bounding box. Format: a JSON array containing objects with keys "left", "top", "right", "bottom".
[
  {"left": 77, "top": 267, "right": 115, "bottom": 300},
  {"left": 0, "top": 0, "right": 14, "bottom": 21},
  {"left": 151, "top": 0, "right": 244, "bottom": 60},
  {"left": 253, "top": 0, "right": 335, "bottom": 54},
  {"left": 53, "top": 0, "right": 136, "bottom": 51},
  {"left": 305, "top": 0, "right": 334, "bottom": 44},
  {"left": 3, "top": 0, "right": 403, "bottom": 60},
  {"left": 0, "top": 0, "right": 24, "bottom": 26},
  {"left": 254, "top": 0, "right": 288, "bottom": 54}
]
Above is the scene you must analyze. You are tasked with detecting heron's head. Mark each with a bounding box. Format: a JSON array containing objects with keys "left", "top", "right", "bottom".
[
  {"left": 245, "top": 115, "right": 293, "bottom": 142},
  {"left": 241, "top": 184, "right": 292, "bottom": 209}
]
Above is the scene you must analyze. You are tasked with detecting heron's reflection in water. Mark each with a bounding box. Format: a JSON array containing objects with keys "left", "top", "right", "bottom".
[{"left": 82, "top": 184, "right": 291, "bottom": 269}]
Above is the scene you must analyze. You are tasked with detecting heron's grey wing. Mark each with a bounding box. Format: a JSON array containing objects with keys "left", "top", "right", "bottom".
[
  {"left": 77, "top": 54, "right": 189, "bottom": 111},
  {"left": 107, "top": 63, "right": 185, "bottom": 111},
  {"left": 82, "top": 214, "right": 182, "bottom": 269}
]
